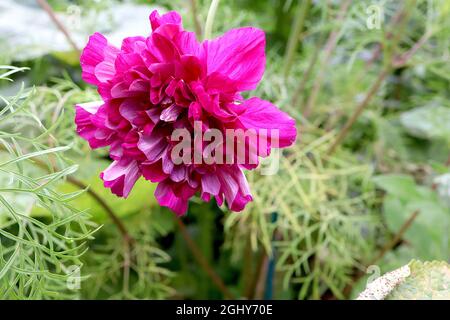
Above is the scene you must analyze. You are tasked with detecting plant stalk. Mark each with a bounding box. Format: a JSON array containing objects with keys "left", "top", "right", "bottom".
[
  {"left": 283, "top": 0, "right": 312, "bottom": 78},
  {"left": 189, "top": 0, "right": 203, "bottom": 38},
  {"left": 302, "top": 0, "right": 353, "bottom": 118},
  {"left": 204, "top": 0, "right": 221, "bottom": 40},
  {"left": 36, "top": 0, "right": 81, "bottom": 54},
  {"left": 175, "top": 217, "right": 235, "bottom": 299}
]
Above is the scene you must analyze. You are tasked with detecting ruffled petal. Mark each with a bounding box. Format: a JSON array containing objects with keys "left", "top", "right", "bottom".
[
  {"left": 76, "top": 11, "right": 292, "bottom": 216},
  {"left": 201, "top": 173, "right": 220, "bottom": 201},
  {"left": 100, "top": 159, "right": 141, "bottom": 198},
  {"left": 80, "top": 33, "right": 119, "bottom": 86},
  {"left": 234, "top": 97, "right": 297, "bottom": 156},
  {"left": 173, "top": 31, "right": 201, "bottom": 56},
  {"left": 75, "top": 101, "right": 115, "bottom": 148},
  {"left": 137, "top": 131, "right": 168, "bottom": 163},
  {"left": 149, "top": 10, "right": 183, "bottom": 40},
  {"left": 146, "top": 32, "right": 180, "bottom": 63},
  {"left": 216, "top": 166, "right": 252, "bottom": 211},
  {"left": 121, "top": 36, "right": 147, "bottom": 54},
  {"left": 141, "top": 160, "right": 169, "bottom": 182},
  {"left": 154, "top": 180, "right": 188, "bottom": 215},
  {"left": 202, "top": 27, "right": 265, "bottom": 91},
  {"left": 150, "top": 10, "right": 182, "bottom": 31}
]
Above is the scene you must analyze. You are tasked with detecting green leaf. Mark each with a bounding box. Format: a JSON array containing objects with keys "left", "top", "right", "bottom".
[
  {"left": 357, "top": 260, "right": 450, "bottom": 300},
  {"left": 400, "top": 106, "right": 450, "bottom": 142},
  {"left": 373, "top": 174, "right": 421, "bottom": 199},
  {"left": 373, "top": 174, "right": 450, "bottom": 260}
]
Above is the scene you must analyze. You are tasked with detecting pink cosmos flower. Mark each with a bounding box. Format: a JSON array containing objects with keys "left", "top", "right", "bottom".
[{"left": 75, "top": 10, "right": 297, "bottom": 215}]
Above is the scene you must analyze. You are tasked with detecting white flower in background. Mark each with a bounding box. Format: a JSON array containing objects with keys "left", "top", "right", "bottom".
[{"left": 434, "top": 173, "right": 450, "bottom": 206}]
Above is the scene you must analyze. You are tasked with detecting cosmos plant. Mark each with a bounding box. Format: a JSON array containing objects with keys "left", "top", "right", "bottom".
[{"left": 75, "top": 9, "right": 297, "bottom": 215}]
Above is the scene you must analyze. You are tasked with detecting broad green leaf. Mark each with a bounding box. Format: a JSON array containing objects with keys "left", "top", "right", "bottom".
[
  {"left": 400, "top": 106, "right": 450, "bottom": 142},
  {"left": 373, "top": 174, "right": 421, "bottom": 199},
  {"left": 357, "top": 260, "right": 450, "bottom": 300},
  {"left": 374, "top": 174, "right": 450, "bottom": 260}
]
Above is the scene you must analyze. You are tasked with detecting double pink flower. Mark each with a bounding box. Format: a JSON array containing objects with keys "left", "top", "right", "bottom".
[{"left": 75, "top": 10, "right": 297, "bottom": 215}]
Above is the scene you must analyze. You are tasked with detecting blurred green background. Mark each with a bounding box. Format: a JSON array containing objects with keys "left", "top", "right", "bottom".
[{"left": 0, "top": 0, "right": 449, "bottom": 299}]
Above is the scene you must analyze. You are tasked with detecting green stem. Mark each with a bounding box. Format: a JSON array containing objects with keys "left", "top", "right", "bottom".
[
  {"left": 204, "top": 0, "right": 221, "bottom": 40},
  {"left": 189, "top": 0, "right": 202, "bottom": 38},
  {"left": 283, "top": 0, "right": 311, "bottom": 78},
  {"left": 36, "top": 0, "right": 81, "bottom": 54}
]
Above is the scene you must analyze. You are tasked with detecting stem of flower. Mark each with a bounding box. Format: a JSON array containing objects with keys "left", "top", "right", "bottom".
[
  {"left": 36, "top": 0, "right": 81, "bottom": 54},
  {"left": 302, "top": 0, "right": 353, "bottom": 119},
  {"left": 175, "top": 217, "right": 235, "bottom": 299},
  {"left": 189, "top": 0, "right": 203, "bottom": 38},
  {"left": 204, "top": 0, "right": 221, "bottom": 40},
  {"left": 283, "top": 0, "right": 311, "bottom": 79},
  {"left": 327, "top": 67, "right": 390, "bottom": 155}
]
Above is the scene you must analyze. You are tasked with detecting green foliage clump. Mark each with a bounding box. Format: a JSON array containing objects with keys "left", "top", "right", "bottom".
[{"left": 0, "top": 66, "right": 95, "bottom": 299}]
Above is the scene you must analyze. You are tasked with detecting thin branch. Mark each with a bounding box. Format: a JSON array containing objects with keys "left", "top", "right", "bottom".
[
  {"left": 36, "top": 0, "right": 81, "bottom": 54},
  {"left": 291, "top": 39, "right": 322, "bottom": 110},
  {"left": 253, "top": 252, "right": 269, "bottom": 299},
  {"left": 327, "top": 67, "right": 390, "bottom": 155},
  {"left": 364, "top": 7, "right": 407, "bottom": 69},
  {"left": 175, "top": 217, "right": 235, "bottom": 299},
  {"left": 244, "top": 249, "right": 267, "bottom": 299},
  {"left": 283, "top": 0, "right": 312, "bottom": 78},
  {"left": 302, "top": 0, "right": 352, "bottom": 118},
  {"left": 368, "top": 210, "right": 419, "bottom": 266},
  {"left": 327, "top": 2, "right": 427, "bottom": 156},
  {"left": 189, "top": 0, "right": 203, "bottom": 38},
  {"left": 392, "top": 30, "right": 433, "bottom": 67},
  {"left": 66, "top": 175, "right": 134, "bottom": 244}
]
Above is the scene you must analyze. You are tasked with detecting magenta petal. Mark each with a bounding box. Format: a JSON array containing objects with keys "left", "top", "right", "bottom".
[
  {"left": 201, "top": 174, "right": 220, "bottom": 196},
  {"left": 75, "top": 101, "right": 115, "bottom": 149},
  {"left": 229, "top": 166, "right": 252, "bottom": 211},
  {"left": 80, "top": 32, "right": 119, "bottom": 86},
  {"left": 100, "top": 159, "right": 141, "bottom": 198},
  {"left": 154, "top": 181, "right": 188, "bottom": 215},
  {"left": 121, "top": 36, "right": 146, "bottom": 53},
  {"left": 160, "top": 104, "right": 183, "bottom": 122},
  {"left": 170, "top": 165, "right": 187, "bottom": 182},
  {"left": 216, "top": 166, "right": 252, "bottom": 212},
  {"left": 203, "top": 27, "right": 266, "bottom": 91},
  {"left": 76, "top": 100, "right": 102, "bottom": 114},
  {"left": 119, "top": 100, "right": 141, "bottom": 125},
  {"left": 141, "top": 160, "right": 168, "bottom": 182},
  {"left": 137, "top": 131, "right": 168, "bottom": 163},
  {"left": 150, "top": 10, "right": 182, "bottom": 32},
  {"left": 235, "top": 97, "right": 297, "bottom": 153},
  {"left": 95, "top": 61, "right": 115, "bottom": 83},
  {"left": 174, "top": 31, "right": 201, "bottom": 56},
  {"left": 161, "top": 151, "right": 175, "bottom": 174},
  {"left": 147, "top": 33, "right": 180, "bottom": 62},
  {"left": 76, "top": 9, "right": 296, "bottom": 216}
]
